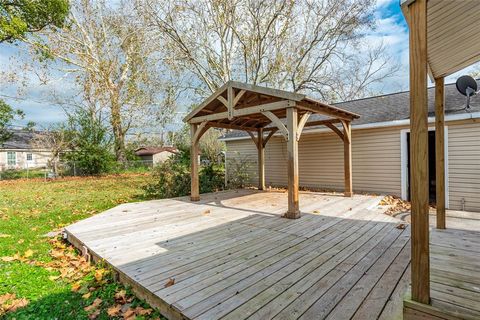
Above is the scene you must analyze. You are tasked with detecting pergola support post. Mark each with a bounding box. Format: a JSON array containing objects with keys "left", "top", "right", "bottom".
[
  {"left": 342, "top": 121, "right": 353, "bottom": 197},
  {"left": 257, "top": 128, "right": 265, "bottom": 190},
  {"left": 435, "top": 77, "right": 446, "bottom": 229},
  {"left": 286, "top": 106, "right": 300, "bottom": 219},
  {"left": 409, "top": 0, "right": 430, "bottom": 305},
  {"left": 190, "top": 123, "right": 200, "bottom": 201}
]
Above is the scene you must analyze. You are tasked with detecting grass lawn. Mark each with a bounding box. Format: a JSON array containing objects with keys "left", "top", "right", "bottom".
[{"left": 0, "top": 174, "right": 164, "bottom": 319}]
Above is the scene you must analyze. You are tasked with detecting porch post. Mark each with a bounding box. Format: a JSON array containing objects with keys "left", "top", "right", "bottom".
[
  {"left": 286, "top": 105, "right": 300, "bottom": 219},
  {"left": 343, "top": 121, "right": 353, "bottom": 197},
  {"left": 435, "top": 77, "right": 446, "bottom": 229},
  {"left": 257, "top": 128, "right": 265, "bottom": 190},
  {"left": 190, "top": 123, "right": 200, "bottom": 201},
  {"left": 409, "top": 0, "right": 430, "bottom": 304}
]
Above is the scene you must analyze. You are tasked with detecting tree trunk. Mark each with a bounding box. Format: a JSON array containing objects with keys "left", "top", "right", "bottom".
[{"left": 110, "top": 99, "right": 127, "bottom": 164}]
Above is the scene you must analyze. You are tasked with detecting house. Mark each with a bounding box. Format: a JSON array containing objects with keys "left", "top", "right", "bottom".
[
  {"left": 221, "top": 81, "right": 480, "bottom": 212},
  {"left": 134, "top": 146, "right": 177, "bottom": 165},
  {"left": 0, "top": 130, "right": 51, "bottom": 171}
]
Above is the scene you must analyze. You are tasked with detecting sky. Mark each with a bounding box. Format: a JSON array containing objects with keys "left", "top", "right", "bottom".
[{"left": 0, "top": 0, "right": 478, "bottom": 128}]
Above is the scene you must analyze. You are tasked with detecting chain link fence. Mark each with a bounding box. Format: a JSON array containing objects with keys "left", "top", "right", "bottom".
[{"left": 0, "top": 160, "right": 154, "bottom": 181}]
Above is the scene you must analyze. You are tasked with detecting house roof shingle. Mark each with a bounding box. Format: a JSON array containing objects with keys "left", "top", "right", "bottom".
[
  {"left": 135, "top": 147, "right": 178, "bottom": 156},
  {"left": 0, "top": 130, "right": 39, "bottom": 150},
  {"left": 221, "top": 81, "right": 480, "bottom": 139}
]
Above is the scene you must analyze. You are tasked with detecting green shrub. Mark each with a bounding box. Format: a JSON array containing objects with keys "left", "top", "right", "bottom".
[
  {"left": 64, "top": 108, "right": 117, "bottom": 175},
  {"left": 143, "top": 149, "right": 224, "bottom": 199},
  {"left": 227, "top": 154, "right": 253, "bottom": 188}
]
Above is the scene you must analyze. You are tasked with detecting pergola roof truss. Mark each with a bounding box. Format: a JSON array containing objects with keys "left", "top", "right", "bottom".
[{"left": 184, "top": 81, "right": 359, "bottom": 131}]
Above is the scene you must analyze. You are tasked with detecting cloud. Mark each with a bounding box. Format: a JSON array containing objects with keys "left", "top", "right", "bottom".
[{"left": 0, "top": 42, "right": 76, "bottom": 126}]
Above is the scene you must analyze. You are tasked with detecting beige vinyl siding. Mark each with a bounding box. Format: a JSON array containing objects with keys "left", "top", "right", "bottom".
[
  {"left": 226, "top": 126, "right": 402, "bottom": 195},
  {"left": 448, "top": 120, "right": 480, "bottom": 212},
  {"left": 352, "top": 128, "right": 401, "bottom": 194}
]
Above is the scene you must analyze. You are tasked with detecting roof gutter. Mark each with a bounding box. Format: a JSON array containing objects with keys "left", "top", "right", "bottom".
[{"left": 219, "top": 111, "right": 480, "bottom": 142}]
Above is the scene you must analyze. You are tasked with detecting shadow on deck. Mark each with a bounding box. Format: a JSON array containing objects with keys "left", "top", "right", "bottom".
[{"left": 64, "top": 190, "right": 480, "bottom": 320}]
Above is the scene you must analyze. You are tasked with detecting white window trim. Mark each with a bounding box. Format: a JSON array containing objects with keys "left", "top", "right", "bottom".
[
  {"left": 26, "top": 153, "right": 34, "bottom": 162},
  {"left": 400, "top": 126, "right": 449, "bottom": 208},
  {"left": 7, "top": 151, "right": 16, "bottom": 166}
]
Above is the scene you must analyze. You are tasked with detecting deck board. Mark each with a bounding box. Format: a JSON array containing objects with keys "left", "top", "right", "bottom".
[{"left": 65, "top": 190, "right": 480, "bottom": 320}]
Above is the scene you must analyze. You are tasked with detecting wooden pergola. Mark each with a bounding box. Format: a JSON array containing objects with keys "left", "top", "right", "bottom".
[
  {"left": 184, "top": 81, "right": 359, "bottom": 219},
  {"left": 402, "top": 0, "right": 480, "bottom": 312}
]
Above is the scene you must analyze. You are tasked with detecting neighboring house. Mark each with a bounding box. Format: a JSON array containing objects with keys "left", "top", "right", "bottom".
[
  {"left": 0, "top": 130, "right": 51, "bottom": 171},
  {"left": 134, "top": 147, "right": 178, "bottom": 165},
  {"left": 221, "top": 81, "right": 480, "bottom": 212}
]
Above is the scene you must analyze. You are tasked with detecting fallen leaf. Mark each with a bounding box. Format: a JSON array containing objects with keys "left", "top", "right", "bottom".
[
  {"left": 114, "top": 289, "right": 127, "bottom": 303},
  {"left": 0, "top": 234, "right": 11, "bottom": 238},
  {"left": 123, "top": 308, "right": 136, "bottom": 320},
  {"left": 0, "top": 293, "right": 16, "bottom": 305},
  {"left": 24, "top": 249, "right": 34, "bottom": 258},
  {"left": 165, "top": 278, "right": 175, "bottom": 288},
  {"left": 107, "top": 304, "right": 122, "bottom": 316},
  {"left": 135, "top": 306, "right": 153, "bottom": 316},
  {"left": 94, "top": 269, "right": 104, "bottom": 282},
  {"left": 202, "top": 209, "right": 210, "bottom": 215},
  {"left": 82, "top": 292, "right": 91, "bottom": 300},
  {"left": 1, "top": 256, "right": 15, "bottom": 262},
  {"left": 396, "top": 223, "right": 407, "bottom": 230},
  {"left": 84, "top": 297, "right": 102, "bottom": 312},
  {"left": 17, "top": 239, "right": 24, "bottom": 244},
  {"left": 71, "top": 283, "right": 81, "bottom": 292},
  {"left": 88, "top": 309, "right": 100, "bottom": 319},
  {"left": 4, "top": 297, "right": 28, "bottom": 312}
]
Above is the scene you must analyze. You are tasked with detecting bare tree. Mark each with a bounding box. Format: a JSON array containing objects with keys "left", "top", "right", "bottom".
[
  {"left": 138, "top": 0, "right": 399, "bottom": 102},
  {"left": 27, "top": 0, "right": 174, "bottom": 163},
  {"left": 31, "top": 125, "right": 71, "bottom": 174},
  {"left": 199, "top": 128, "right": 225, "bottom": 163}
]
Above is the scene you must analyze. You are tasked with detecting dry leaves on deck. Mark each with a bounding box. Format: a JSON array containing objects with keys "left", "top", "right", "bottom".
[
  {"left": 165, "top": 278, "right": 175, "bottom": 288},
  {"left": 380, "top": 195, "right": 411, "bottom": 216},
  {"left": 396, "top": 223, "right": 407, "bottom": 229},
  {"left": 0, "top": 293, "right": 29, "bottom": 315}
]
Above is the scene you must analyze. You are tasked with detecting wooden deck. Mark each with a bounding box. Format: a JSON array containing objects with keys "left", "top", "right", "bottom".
[
  {"left": 64, "top": 190, "right": 479, "bottom": 320},
  {"left": 405, "top": 219, "right": 480, "bottom": 320}
]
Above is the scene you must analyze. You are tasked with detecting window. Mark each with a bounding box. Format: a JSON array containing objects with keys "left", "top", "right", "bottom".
[
  {"left": 7, "top": 152, "right": 16, "bottom": 166},
  {"left": 26, "top": 153, "right": 33, "bottom": 161}
]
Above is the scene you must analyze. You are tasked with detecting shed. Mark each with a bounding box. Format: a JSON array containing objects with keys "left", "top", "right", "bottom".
[{"left": 134, "top": 147, "right": 178, "bottom": 165}]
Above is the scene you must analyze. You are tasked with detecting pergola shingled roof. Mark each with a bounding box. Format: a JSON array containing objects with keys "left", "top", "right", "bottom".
[{"left": 184, "top": 81, "right": 359, "bottom": 218}]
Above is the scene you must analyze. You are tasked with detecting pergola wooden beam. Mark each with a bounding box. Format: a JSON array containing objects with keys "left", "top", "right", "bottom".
[
  {"left": 189, "top": 100, "right": 290, "bottom": 124},
  {"left": 408, "top": 0, "right": 430, "bottom": 305},
  {"left": 190, "top": 124, "right": 201, "bottom": 201},
  {"left": 286, "top": 106, "right": 300, "bottom": 218},
  {"left": 257, "top": 128, "right": 265, "bottom": 190},
  {"left": 296, "top": 104, "right": 356, "bottom": 122},
  {"left": 262, "top": 111, "right": 289, "bottom": 140},
  {"left": 341, "top": 120, "right": 353, "bottom": 197},
  {"left": 303, "top": 119, "right": 342, "bottom": 127},
  {"left": 435, "top": 77, "right": 446, "bottom": 229}
]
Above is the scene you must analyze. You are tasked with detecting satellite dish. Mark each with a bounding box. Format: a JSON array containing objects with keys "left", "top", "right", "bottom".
[{"left": 456, "top": 75, "right": 478, "bottom": 109}]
